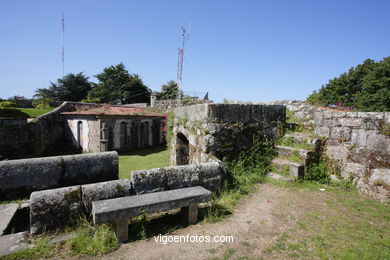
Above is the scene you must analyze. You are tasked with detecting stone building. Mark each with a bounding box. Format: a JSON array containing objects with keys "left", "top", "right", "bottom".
[{"left": 62, "top": 106, "right": 165, "bottom": 153}]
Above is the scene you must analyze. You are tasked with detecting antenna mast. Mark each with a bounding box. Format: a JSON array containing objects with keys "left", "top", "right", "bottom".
[
  {"left": 177, "top": 25, "right": 190, "bottom": 101},
  {"left": 61, "top": 13, "right": 65, "bottom": 77}
]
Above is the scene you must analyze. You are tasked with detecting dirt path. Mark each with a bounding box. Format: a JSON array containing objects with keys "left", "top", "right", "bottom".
[{"left": 86, "top": 183, "right": 334, "bottom": 260}]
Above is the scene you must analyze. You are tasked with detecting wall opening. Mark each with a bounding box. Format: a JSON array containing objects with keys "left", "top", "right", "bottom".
[
  {"left": 120, "top": 122, "right": 128, "bottom": 151},
  {"left": 176, "top": 132, "right": 189, "bottom": 165},
  {"left": 77, "top": 121, "right": 83, "bottom": 149}
]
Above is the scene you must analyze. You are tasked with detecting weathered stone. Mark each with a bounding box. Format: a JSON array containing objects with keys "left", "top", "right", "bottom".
[
  {"left": 338, "top": 118, "right": 363, "bottom": 127},
  {"left": 351, "top": 129, "right": 367, "bottom": 147},
  {"left": 81, "top": 179, "right": 132, "bottom": 214},
  {"left": 0, "top": 231, "right": 30, "bottom": 257},
  {"left": 0, "top": 157, "right": 62, "bottom": 200},
  {"left": 61, "top": 151, "right": 118, "bottom": 186},
  {"left": 267, "top": 172, "right": 293, "bottom": 182},
  {"left": 349, "top": 148, "right": 390, "bottom": 168},
  {"left": 165, "top": 164, "right": 200, "bottom": 190},
  {"left": 366, "top": 132, "right": 390, "bottom": 152},
  {"left": 0, "top": 203, "right": 18, "bottom": 236},
  {"left": 130, "top": 168, "right": 167, "bottom": 194},
  {"left": 325, "top": 146, "right": 349, "bottom": 162},
  {"left": 341, "top": 162, "right": 367, "bottom": 179},
  {"left": 30, "top": 186, "right": 82, "bottom": 234},
  {"left": 369, "top": 168, "right": 390, "bottom": 187},
  {"left": 330, "top": 127, "right": 351, "bottom": 143},
  {"left": 314, "top": 126, "right": 330, "bottom": 137},
  {"left": 92, "top": 186, "right": 212, "bottom": 224},
  {"left": 289, "top": 163, "right": 304, "bottom": 179}
]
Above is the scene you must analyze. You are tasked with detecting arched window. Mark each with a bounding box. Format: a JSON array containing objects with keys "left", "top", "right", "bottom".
[{"left": 77, "top": 121, "right": 83, "bottom": 149}]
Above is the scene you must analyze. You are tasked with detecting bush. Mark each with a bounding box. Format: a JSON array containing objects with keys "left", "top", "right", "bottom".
[
  {"left": 33, "top": 98, "right": 53, "bottom": 109},
  {"left": 0, "top": 100, "right": 16, "bottom": 108}
]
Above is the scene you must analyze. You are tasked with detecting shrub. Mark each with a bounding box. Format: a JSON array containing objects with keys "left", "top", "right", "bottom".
[
  {"left": 0, "top": 100, "right": 16, "bottom": 108},
  {"left": 33, "top": 98, "right": 53, "bottom": 109}
]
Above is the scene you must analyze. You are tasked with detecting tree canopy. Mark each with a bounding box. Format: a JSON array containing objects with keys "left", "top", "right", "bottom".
[
  {"left": 159, "top": 80, "right": 180, "bottom": 100},
  {"left": 88, "top": 63, "right": 151, "bottom": 104},
  {"left": 34, "top": 72, "right": 91, "bottom": 102},
  {"left": 307, "top": 57, "right": 390, "bottom": 111}
]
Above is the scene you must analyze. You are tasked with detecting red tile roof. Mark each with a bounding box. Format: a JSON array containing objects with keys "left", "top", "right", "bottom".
[{"left": 61, "top": 106, "right": 163, "bottom": 117}]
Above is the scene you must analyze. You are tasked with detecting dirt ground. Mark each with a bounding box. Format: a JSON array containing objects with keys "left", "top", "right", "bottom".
[{"left": 74, "top": 183, "right": 342, "bottom": 260}]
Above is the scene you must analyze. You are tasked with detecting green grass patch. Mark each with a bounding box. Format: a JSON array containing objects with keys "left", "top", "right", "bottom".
[
  {"left": 119, "top": 145, "right": 169, "bottom": 178},
  {"left": 18, "top": 108, "right": 54, "bottom": 117}
]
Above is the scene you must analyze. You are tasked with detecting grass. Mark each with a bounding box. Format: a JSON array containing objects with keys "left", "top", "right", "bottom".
[
  {"left": 263, "top": 180, "right": 390, "bottom": 259},
  {"left": 18, "top": 108, "right": 54, "bottom": 117},
  {"left": 2, "top": 218, "right": 119, "bottom": 260},
  {"left": 118, "top": 145, "right": 169, "bottom": 179}
]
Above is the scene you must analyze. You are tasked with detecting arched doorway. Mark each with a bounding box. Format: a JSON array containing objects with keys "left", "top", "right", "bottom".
[
  {"left": 120, "top": 122, "right": 128, "bottom": 151},
  {"left": 77, "top": 121, "right": 83, "bottom": 149},
  {"left": 176, "top": 132, "right": 189, "bottom": 165}
]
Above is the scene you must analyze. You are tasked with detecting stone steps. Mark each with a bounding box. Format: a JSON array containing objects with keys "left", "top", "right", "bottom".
[
  {"left": 271, "top": 158, "right": 304, "bottom": 179},
  {"left": 267, "top": 172, "right": 294, "bottom": 182},
  {"left": 275, "top": 145, "right": 313, "bottom": 161}
]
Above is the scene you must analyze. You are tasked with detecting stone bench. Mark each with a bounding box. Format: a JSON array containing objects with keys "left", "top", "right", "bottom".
[{"left": 92, "top": 186, "right": 212, "bottom": 242}]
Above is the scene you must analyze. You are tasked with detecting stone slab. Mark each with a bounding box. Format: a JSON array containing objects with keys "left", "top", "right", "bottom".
[
  {"left": 0, "top": 231, "right": 30, "bottom": 257},
  {"left": 61, "top": 151, "right": 119, "bottom": 186},
  {"left": 92, "top": 186, "right": 212, "bottom": 224},
  {"left": 0, "top": 157, "right": 62, "bottom": 200},
  {"left": 369, "top": 168, "right": 390, "bottom": 187},
  {"left": 30, "top": 185, "right": 82, "bottom": 234},
  {"left": 81, "top": 179, "right": 133, "bottom": 214},
  {"left": 0, "top": 203, "right": 19, "bottom": 236},
  {"left": 267, "top": 172, "right": 293, "bottom": 182}
]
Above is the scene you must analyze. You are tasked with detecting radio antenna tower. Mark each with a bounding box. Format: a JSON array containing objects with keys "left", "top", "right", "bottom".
[
  {"left": 177, "top": 24, "right": 190, "bottom": 100},
  {"left": 61, "top": 13, "right": 65, "bottom": 77}
]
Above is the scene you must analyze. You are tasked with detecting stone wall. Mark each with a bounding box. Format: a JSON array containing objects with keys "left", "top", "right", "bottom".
[
  {"left": 29, "top": 162, "right": 225, "bottom": 233},
  {"left": 270, "top": 100, "right": 390, "bottom": 201},
  {"left": 153, "top": 99, "right": 213, "bottom": 111},
  {"left": 169, "top": 103, "right": 285, "bottom": 165},
  {"left": 0, "top": 102, "right": 100, "bottom": 158},
  {"left": 0, "top": 151, "right": 118, "bottom": 200}
]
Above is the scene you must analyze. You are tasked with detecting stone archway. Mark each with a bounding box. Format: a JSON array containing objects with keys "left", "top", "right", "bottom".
[{"left": 176, "top": 132, "right": 189, "bottom": 165}]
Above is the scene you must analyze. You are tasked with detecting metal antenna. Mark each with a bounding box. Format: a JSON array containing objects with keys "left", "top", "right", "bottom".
[
  {"left": 177, "top": 24, "right": 190, "bottom": 101},
  {"left": 61, "top": 13, "right": 65, "bottom": 77}
]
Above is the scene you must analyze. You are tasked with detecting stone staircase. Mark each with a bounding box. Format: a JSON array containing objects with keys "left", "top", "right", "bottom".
[{"left": 268, "top": 131, "right": 322, "bottom": 182}]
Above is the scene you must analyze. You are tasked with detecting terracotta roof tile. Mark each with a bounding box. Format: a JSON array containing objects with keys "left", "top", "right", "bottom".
[{"left": 61, "top": 106, "right": 163, "bottom": 117}]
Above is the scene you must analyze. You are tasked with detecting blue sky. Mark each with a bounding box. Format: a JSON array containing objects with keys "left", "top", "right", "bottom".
[{"left": 1, "top": 0, "right": 390, "bottom": 102}]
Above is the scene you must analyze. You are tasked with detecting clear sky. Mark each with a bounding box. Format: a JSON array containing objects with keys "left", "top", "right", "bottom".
[{"left": 1, "top": 0, "right": 390, "bottom": 102}]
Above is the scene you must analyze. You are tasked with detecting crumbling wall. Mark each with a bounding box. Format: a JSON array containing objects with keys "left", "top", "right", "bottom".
[
  {"left": 0, "top": 151, "right": 118, "bottom": 200},
  {"left": 270, "top": 100, "right": 390, "bottom": 201},
  {"left": 29, "top": 162, "right": 225, "bottom": 233},
  {"left": 169, "top": 103, "right": 285, "bottom": 165}
]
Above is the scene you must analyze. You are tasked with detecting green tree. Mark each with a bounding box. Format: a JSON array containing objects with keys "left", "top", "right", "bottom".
[
  {"left": 34, "top": 72, "right": 92, "bottom": 101},
  {"left": 88, "top": 63, "right": 151, "bottom": 104},
  {"left": 159, "top": 80, "right": 180, "bottom": 100},
  {"left": 307, "top": 57, "right": 390, "bottom": 111}
]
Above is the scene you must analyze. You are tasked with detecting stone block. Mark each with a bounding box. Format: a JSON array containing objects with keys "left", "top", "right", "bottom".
[
  {"left": 341, "top": 162, "right": 367, "bottom": 179},
  {"left": 81, "top": 179, "right": 133, "bottom": 214},
  {"left": 130, "top": 168, "right": 167, "bottom": 194},
  {"left": 61, "top": 151, "right": 118, "bottom": 185},
  {"left": 314, "top": 126, "right": 330, "bottom": 137},
  {"left": 325, "top": 146, "right": 349, "bottom": 162},
  {"left": 351, "top": 129, "right": 367, "bottom": 147},
  {"left": 30, "top": 185, "right": 82, "bottom": 234},
  {"left": 369, "top": 168, "right": 390, "bottom": 187},
  {"left": 0, "top": 203, "right": 18, "bottom": 236},
  {"left": 349, "top": 148, "right": 390, "bottom": 168},
  {"left": 366, "top": 132, "right": 390, "bottom": 152},
  {"left": 289, "top": 163, "right": 304, "bottom": 179},
  {"left": 0, "top": 157, "right": 62, "bottom": 200},
  {"left": 0, "top": 232, "right": 30, "bottom": 257},
  {"left": 330, "top": 127, "right": 351, "bottom": 142},
  {"left": 338, "top": 118, "right": 363, "bottom": 127},
  {"left": 165, "top": 165, "right": 200, "bottom": 190}
]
